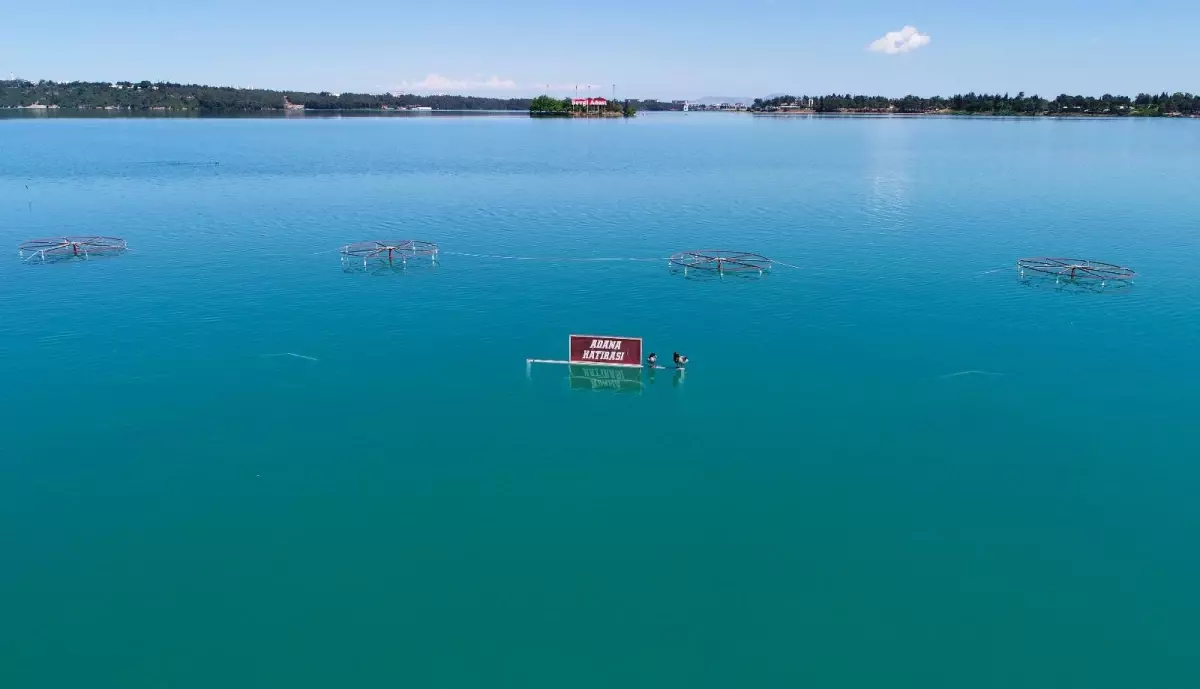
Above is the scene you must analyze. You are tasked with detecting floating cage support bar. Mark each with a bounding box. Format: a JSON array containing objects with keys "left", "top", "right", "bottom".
[{"left": 526, "top": 358, "right": 669, "bottom": 370}]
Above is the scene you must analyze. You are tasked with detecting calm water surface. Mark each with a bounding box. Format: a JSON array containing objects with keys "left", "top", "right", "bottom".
[{"left": 2, "top": 114, "right": 1198, "bottom": 688}]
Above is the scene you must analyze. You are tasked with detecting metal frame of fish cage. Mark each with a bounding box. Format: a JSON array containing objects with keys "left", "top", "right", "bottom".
[
  {"left": 339, "top": 240, "right": 439, "bottom": 270},
  {"left": 1017, "top": 258, "right": 1135, "bottom": 289},
  {"left": 19, "top": 236, "right": 129, "bottom": 264},
  {"left": 668, "top": 250, "right": 772, "bottom": 277}
]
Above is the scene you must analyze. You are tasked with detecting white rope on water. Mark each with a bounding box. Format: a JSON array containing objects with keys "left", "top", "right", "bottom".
[
  {"left": 263, "top": 352, "right": 320, "bottom": 362},
  {"left": 309, "top": 246, "right": 1003, "bottom": 277},
  {"left": 939, "top": 370, "right": 1004, "bottom": 379},
  {"left": 442, "top": 252, "right": 812, "bottom": 269},
  {"left": 441, "top": 251, "right": 667, "bottom": 262},
  {"left": 770, "top": 260, "right": 868, "bottom": 273},
  {"left": 311, "top": 248, "right": 818, "bottom": 268}
]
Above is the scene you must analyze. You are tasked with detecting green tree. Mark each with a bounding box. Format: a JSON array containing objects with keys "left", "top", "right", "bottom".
[{"left": 530, "top": 94, "right": 566, "bottom": 116}]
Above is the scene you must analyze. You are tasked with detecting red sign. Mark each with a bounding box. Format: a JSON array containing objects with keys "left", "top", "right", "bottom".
[{"left": 569, "top": 334, "right": 642, "bottom": 368}]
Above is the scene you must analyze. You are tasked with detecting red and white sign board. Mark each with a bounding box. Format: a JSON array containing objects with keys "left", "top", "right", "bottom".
[{"left": 569, "top": 334, "right": 643, "bottom": 368}]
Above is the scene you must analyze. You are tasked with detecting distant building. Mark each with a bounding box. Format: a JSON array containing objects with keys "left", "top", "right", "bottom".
[
  {"left": 684, "top": 101, "right": 747, "bottom": 112},
  {"left": 571, "top": 97, "right": 608, "bottom": 107}
]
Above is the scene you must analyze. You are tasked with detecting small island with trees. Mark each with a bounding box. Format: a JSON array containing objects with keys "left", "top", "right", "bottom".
[{"left": 529, "top": 95, "right": 636, "bottom": 117}]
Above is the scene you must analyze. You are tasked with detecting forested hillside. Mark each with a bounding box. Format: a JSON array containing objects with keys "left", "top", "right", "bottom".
[{"left": 753, "top": 92, "right": 1200, "bottom": 116}]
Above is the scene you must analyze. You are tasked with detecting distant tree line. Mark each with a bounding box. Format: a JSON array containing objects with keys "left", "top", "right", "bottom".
[
  {"left": 627, "top": 99, "right": 685, "bottom": 111},
  {"left": 1, "top": 79, "right": 681, "bottom": 114},
  {"left": 0, "top": 79, "right": 535, "bottom": 111},
  {"left": 753, "top": 92, "right": 1200, "bottom": 116},
  {"left": 8, "top": 80, "right": 1194, "bottom": 117}
]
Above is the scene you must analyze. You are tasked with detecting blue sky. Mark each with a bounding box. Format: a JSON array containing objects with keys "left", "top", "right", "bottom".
[{"left": 3, "top": 1, "right": 1195, "bottom": 98}]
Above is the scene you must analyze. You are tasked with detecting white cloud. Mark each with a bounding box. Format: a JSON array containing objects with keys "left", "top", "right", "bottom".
[
  {"left": 397, "top": 73, "right": 519, "bottom": 93},
  {"left": 867, "top": 26, "right": 931, "bottom": 55},
  {"left": 393, "top": 75, "right": 608, "bottom": 96}
]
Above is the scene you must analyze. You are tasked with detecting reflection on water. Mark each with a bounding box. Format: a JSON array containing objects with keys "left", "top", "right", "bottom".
[{"left": 568, "top": 364, "right": 645, "bottom": 393}]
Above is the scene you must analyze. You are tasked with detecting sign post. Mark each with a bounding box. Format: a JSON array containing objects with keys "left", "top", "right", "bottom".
[{"left": 526, "top": 334, "right": 650, "bottom": 383}]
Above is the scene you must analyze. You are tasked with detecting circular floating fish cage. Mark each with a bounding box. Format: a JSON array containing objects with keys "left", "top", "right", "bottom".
[
  {"left": 668, "top": 250, "right": 772, "bottom": 278},
  {"left": 340, "top": 240, "right": 438, "bottom": 273},
  {"left": 1017, "top": 258, "right": 1135, "bottom": 292},
  {"left": 19, "top": 236, "right": 128, "bottom": 264}
]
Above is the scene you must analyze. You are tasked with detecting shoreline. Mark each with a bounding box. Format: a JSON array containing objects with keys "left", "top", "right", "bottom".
[
  {"left": 750, "top": 110, "right": 1198, "bottom": 119},
  {"left": 7, "top": 80, "right": 1197, "bottom": 118},
  {"left": 2, "top": 108, "right": 1196, "bottom": 121}
]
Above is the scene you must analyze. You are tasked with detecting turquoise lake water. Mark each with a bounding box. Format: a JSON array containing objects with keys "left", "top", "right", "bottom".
[{"left": 2, "top": 114, "right": 1199, "bottom": 688}]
